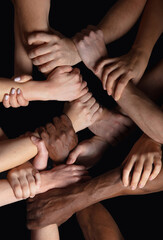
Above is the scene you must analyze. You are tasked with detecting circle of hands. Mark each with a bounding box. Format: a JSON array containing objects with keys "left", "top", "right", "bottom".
[{"left": 4, "top": 24, "right": 162, "bottom": 229}]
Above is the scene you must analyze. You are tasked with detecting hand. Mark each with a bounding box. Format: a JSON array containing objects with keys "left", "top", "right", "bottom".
[
  {"left": 28, "top": 31, "right": 81, "bottom": 74},
  {"left": 37, "top": 115, "right": 78, "bottom": 164},
  {"left": 44, "top": 65, "right": 88, "bottom": 101},
  {"left": 67, "top": 136, "right": 109, "bottom": 169},
  {"left": 122, "top": 134, "right": 162, "bottom": 190},
  {"left": 7, "top": 161, "right": 41, "bottom": 199},
  {"left": 2, "top": 75, "right": 32, "bottom": 108},
  {"left": 96, "top": 47, "right": 149, "bottom": 100},
  {"left": 63, "top": 92, "right": 102, "bottom": 132},
  {"left": 73, "top": 25, "right": 107, "bottom": 77},
  {"left": 40, "top": 164, "right": 90, "bottom": 192},
  {"left": 30, "top": 135, "right": 48, "bottom": 171},
  {"left": 89, "top": 107, "right": 133, "bottom": 146},
  {"left": 27, "top": 186, "right": 79, "bottom": 229}
]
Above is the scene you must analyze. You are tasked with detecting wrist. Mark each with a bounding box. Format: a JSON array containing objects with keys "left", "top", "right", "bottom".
[
  {"left": 131, "top": 44, "right": 151, "bottom": 62},
  {"left": 22, "top": 80, "right": 47, "bottom": 101}
]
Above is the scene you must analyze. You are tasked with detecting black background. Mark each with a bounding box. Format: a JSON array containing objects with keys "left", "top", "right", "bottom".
[{"left": 0, "top": 0, "right": 163, "bottom": 239}]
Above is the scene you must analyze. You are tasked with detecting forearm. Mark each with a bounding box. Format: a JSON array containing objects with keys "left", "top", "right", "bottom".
[
  {"left": 0, "top": 78, "right": 50, "bottom": 101},
  {"left": 13, "top": 0, "right": 50, "bottom": 46},
  {"left": 0, "top": 171, "right": 55, "bottom": 206},
  {"left": 13, "top": 0, "right": 50, "bottom": 74},
  {"left": 0, "top": 136, "right": 38, "bottom": 172},
  {"left": 117, "top": 82, "right": 163, "bottom": 144},
  {"left": 132, "top": 0, "right": 163, "bottom": 58},
  {"left": 74, "top": 166, "right": 163, "bottom": 213},
  {"left": 97, "top": 0, "right": 147, "bottom": 44}
]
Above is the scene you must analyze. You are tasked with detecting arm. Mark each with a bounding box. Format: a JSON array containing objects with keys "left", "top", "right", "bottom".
[
  {"left": 117, "top": 82, "right": 163, "bottom": 144},
  {"left": 131, "top": 0, "right": 163, "bottom": 61},
  {"left": 0, "top": 65, "right": 88, "bottom": 102},
  {"left": 97, "top": 0, "right": 147, "bottom": 44},
  {"left": 12, "top": 0, "right": 50, "bottom": 74},
  {"left": 0, "top": 135, "right": 38, "bottom": 173}
]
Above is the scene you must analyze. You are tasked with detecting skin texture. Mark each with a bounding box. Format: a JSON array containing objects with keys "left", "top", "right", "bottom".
[
  {"left": 27, "top": 156, "right": 163, "bottom": 230},
  {"left": 73, "top": 24, "right": 163, "bottom": 144},
  {"left": 76, "top": 203, "right": 124, "bottom": 240},
  {"left": 63, "top": 92, "right": 102, "bottom": 133},
  {"left": 122, "top": 134, "right": 162, "bottom": 189},
  {"left": 28, "top": 31, "right": 81, "bottom": 74},
  {"left": 37, "top": 115, "right": 78, "bottom": 164},
  {"left": 0, "top": 66, "right": 88, "bottom": 102},
  {"left": 67, "top": 135, "right": 109, "bottom": 168}
]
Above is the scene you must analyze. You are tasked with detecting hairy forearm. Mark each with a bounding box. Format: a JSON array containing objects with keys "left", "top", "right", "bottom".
[
  {"left": 132, "top": 0, "right": 163, "bottom": 58},
  {"left": 97, "top": 0, "right": 147, "bottom": 44},
  {"left": 118, "top": 82, "right": 163, "bottom": 144}
]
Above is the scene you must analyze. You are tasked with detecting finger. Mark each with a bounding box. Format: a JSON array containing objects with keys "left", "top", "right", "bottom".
[
  {"left": 38, "top": 59, "right": 57, "bottom": 74},
  {"left": 101, "top": 63, "right": 119, "bottom": 90},
  {"left": 28, "top": 44, "right": 52, "bottom": 59},
  {"left": 67, "top": 146, "right": 83, "bottom": 164},
  {"left": 73, "top": 32, "right": 85, "bottom": 45},
  {"left": 90, "top": 102, "right": 100, "bottom": 117},
  {"left": 45, "top": 122, "right": 56, "bottom": 136},
  {"left": 138, "top": 159, "right": 153, "bottom": 188},
  {"left": 130, "top": 158, "right": 144, "bottom": 190},
  {"left": 95, "top": 58, "right": 118, "bottom": 73},
  {"left": 106, "top": 68, "right": 125, "bottom": 96},
  {"left": 26, "top": 174, "right": 37, "bottom": 198},
  {"left": 32, "top": 52, "right": 55, "bottom": 66},
  {"left": 9, "top": 88, "right": 19, "bottom": 108},
  {"left": 149, "top": 156, "right": 162, "bottom": 181},
  {"left": 28, "top": 32, "right": 54, "bottom": 45},
  {"left": 19, "top": 175, "right": 30, "bottom": 199},
  {"left": 81, "top": 80, "right": 87, "bottom": 90},
  {"left": 86, "top": 97, "right": 96, "bottom": 109},
  {"left": 34, "top": 171, "right": 41, "bottom": 190},
  {"left": 14, "top": 75, "right": 33, "bottom": 83},
  {"left": 78, "top": 92, "right": 92, "bottom": 103},
  {"left": 66, "top": 164, "right": 86, "bottom": 171},
  {"left": 114, "top": 74, "right": 131, "bottom": 101},
  {"left": 38, "top": 127, "right": 49, "bottom": 142},
  {"left": 16, "top": 88, "right": 29, "bottom": 106},
  {"left": 72, "top": 170, "right": 89, "bottom": 177},
  {"left": 77, "top": 86, "right": 89, "bottom": 98},
  {"left": 122, "top": 155, "right": 137, "bottom": 187},
  {"left": 50, "top": 65, "right": 73, "bottom": 76},
  {"left": 9, "top": 176, "right": 23, "bottom": 199},
  {"left": 2, "top": 94, "right": 10, "bottom": 108}
]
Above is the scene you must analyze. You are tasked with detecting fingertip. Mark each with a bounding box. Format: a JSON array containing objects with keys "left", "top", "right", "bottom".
[{"left": 30, "top": 135, "right": 41, "bottom": 144}]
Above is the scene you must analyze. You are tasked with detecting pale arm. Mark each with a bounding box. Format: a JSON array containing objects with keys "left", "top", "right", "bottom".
[
  {"left": 97, "top": 0, "right": 147, "bottom": 44},
  {"left": 0, "top": 77, "right": 46, "bottom": 101},
  {"left": 0, "top": 136, "right": 38, "bottom": 173}
]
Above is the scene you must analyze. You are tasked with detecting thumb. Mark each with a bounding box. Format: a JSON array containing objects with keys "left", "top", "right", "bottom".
[
  {"left": 14, "top": 75, "right": 33, "bottom": 83},
  {"left": 67, "top": 146, "right": 83, "bottom": 164}
]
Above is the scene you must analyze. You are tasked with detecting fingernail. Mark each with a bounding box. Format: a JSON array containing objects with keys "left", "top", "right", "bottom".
[
  {"left": 17, "top": 88, "right": 21, "bottom": 94},
  {"left": 31, "top": 136, "right": 38, "bottom": 142},
  {"left": 139, "top": 184, "right": 143, "bottom": 188},
  {"left": 11, "top": 88, "right": 15, "bottom": 94},
  {"left": 4, "top": 94, "right": 9, "bottom": 100},
  {"left": 14, "top": 77, "right": 21, "bottom": 82},
  {"left": 131, "top": 186, "right": 136, "bottom": 190}
]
